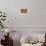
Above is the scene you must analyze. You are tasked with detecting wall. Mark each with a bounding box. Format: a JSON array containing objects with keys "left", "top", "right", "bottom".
[
  {"left": 0, "top": 0, "right": 46, "bottom": 27},
  {"left": 0, "top": 0, "right": 46, "bottom": 46}
]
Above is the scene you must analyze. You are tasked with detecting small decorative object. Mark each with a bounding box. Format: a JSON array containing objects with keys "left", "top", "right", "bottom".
[
  {"left": 5, "top": 29, "right": 10, "bottom": 33},
  {"left": 21, "top": 9, "right": 27, "bottom": 13},
  {"left": 0, "top": 10, "right": 6, "bottom": 28}
]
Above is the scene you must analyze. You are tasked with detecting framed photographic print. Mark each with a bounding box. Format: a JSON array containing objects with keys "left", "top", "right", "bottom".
[{"left": 21, "top": 9, "right": 27, "bottom": 13}]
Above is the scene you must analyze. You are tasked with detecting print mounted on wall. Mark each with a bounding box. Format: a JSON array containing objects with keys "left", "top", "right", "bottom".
[
  {"left": 17, "top": 8, "right": 32, "bottom": 16},
  {"left": 21, "top": 9, "right": 27, "bottom": 13}
]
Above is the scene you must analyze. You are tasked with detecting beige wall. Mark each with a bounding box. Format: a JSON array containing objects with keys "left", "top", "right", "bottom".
[{"left": 0, "top": 0, "right": 46, "bottom": 27}]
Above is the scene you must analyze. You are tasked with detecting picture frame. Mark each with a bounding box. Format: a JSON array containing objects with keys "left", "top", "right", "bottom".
[{"left": 21, "top": 9, "right": 27, "bottom": 13}]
